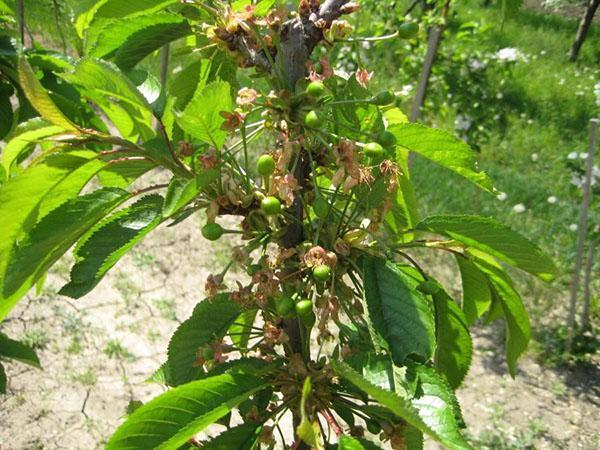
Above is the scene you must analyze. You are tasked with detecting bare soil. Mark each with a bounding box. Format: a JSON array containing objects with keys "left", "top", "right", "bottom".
[{"left": 0, "top": 217, "right": 598, "bottom": 450}]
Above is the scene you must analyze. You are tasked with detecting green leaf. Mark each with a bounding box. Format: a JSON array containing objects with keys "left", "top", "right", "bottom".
[
  {"left": 1, "top": 119, "right": 64, "bottom": 176},
  {"left": 105, "top": 372, "right": 266, "bottom": 450},
  {"left": 76, "top": 0, "right": 180, "bottom": 37},
  {"left": 332, "top": 360, "right": 471, "bottom": 450},
  {"left": 0, "top": 151, "right": 101, "bottom": 321},
  {"left": 165, "top": 294, "right": 242, "bottom": 386},
  {"left": 0, "top": 332, "right": 41, "bottom": 368},
  {"left": 455, "top": 256, "right": 492, "bottom": 325},
  {"left": 201, "top": 422, "right": 263, "bottom": 450},
  {"left": 386, "top": 147, "right": 419, "bottom": 239},
  {"left": 176, "top": 81, "right": 232, "bottom": 149},
  {"left": 432, "top": 290, "right": 472, "bottom": 389},
  {"left": 470, "top": 254, "right": 530, "bottom": 377},
  {"left": 389, "top": 123, "right": 494, "bottom": 193},
  {"left": 61, "top": 58, "right": 155, "bottom": 142},
  {"left": 361, "top": 257, "right": 435, "bottom": 364},
  {"left": 17, "top": 57, "right": 78, "bottom": 132},
  {"left": 338, "top": 435, "right": 382, "bottom": 449},
  {"left": 416, "top": 215, "right": 557, "bottom": 281},
  {"left": 162, "top": 169, "right": 220, "bottom": 218},
  {"left": 411, "top": 365, "right": 469, "bottom": 448},
  {"left": 97, "top": 159, "right": 156, "bottom": 188},
  {"left": 0, "top": 362, "right": 5, "bottom": 393},
  {"left": 228, "top": 309, "right": 258, "bottom": 352},
  {"left": 59, "top": 195, "right": 164, "bottom": 299},
  {"left": 4, "top": 188, "right": 130, "bottom": 299},
  {"left": 87, "top": 13, "right": 191, "bottom": 70}
]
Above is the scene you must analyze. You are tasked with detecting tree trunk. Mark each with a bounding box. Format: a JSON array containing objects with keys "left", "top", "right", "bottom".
[
  {"left": 566, "top": 119, "right": 598, "bottom": 352},
  {"left": 580, "top": 238, "right": 597, "bottom": 330},
  {"left": 568, "top": 0, "right": 600, "bottom": 62}
]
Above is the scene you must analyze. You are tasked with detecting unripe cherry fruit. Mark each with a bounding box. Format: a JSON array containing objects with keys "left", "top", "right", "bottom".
[
  {"left": 261, "top": 196, "right": 282, "bottom": 215},
  {"left": 364, "top": 142, "right": 384, "bottom": 158},
  {"left": 304, "top": 110, "right": 322, "bottom": 128},
  {"left": 366, "top": 419, "right": 382, "bottom": 434},
  {"left": 202, "top": 223, "right": 224, "bottom": 241},
  {"left": 378, "top": 130, "right": 397, "bottom": 148},
  {"left": 276, "top": 296, "right": 295, "bottom": 317},
  {"left": 313, "top": 264, "right": 332, "bottom": 282},
  {"left": 295, "top": 299, "right": 313, "bottom": 317},
  {"left": 257, "top": 154, "right": 276, "bottom": 176},
  {"left": 371, "top": 90, "right": 396, "bottom": 106},
  {"left": 398, "top": 22, "right": 419, "bottom": 39},
  {"left": 313, "top": 197, "right": 330, "bottom": 219},
  {"left": 306, "top": 80, "right": 325, "bottom": 97}
]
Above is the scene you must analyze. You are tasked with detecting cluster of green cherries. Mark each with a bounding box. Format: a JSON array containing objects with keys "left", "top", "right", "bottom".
[
  {"left": 199, "top": 77, "right": 403, "bottom": 325},
  {"left": 302, "top": 79, "right": 398, "bottom": 161}
]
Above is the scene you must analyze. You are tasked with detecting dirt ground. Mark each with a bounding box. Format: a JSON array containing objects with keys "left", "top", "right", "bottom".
[{"left": 0, "top": 216, "right": 598, "bottom": 450}]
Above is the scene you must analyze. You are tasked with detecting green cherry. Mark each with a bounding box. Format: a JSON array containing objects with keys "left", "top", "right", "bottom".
[
  {"left": 371, "top": 90, "right": 396, "bottom": 106},
  {"left": 398, "top": 22, "right": 419, "bottom": 39},
  {"left": 306, "top": 80, "right": 325, "bottom": 97},
  {"left": 304, "top": 110, "right": 322, "bottom": 128},
  {"left": 276, "top": 296, "right": 295, "bottom": 317},
  {"left": 366, "top": 419, "right": 382, "bottom": 434},
  {"left": 257, "top": 154, "right": 276, "bottom": 176},
  {"left": 261, "top": 196, "right": 282, "bottom": 215},
  {"left": 295, "top": 299, "right": 313, "bottom": 317},
  {"left": 378, "top": 130, "right": 397, "bottom": 148},
  {"left": 313, "top": 197, "right": 330, "bottom": 219},
  {"left": 201, "top": 223, "right": 224, "bottom": 241},
  {"left": 364, "top": 142, "right": 384, "bottom": 158},
  {"left": 313, "top": 264, "right": 332, "bottom": 282}
]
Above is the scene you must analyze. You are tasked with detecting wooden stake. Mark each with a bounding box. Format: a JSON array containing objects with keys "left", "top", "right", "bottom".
[
  {"left": 580, "top": 238, "right": 597, "bottom": 330},
  {"left": 17, "top": 0, "right": 25, "bottom": 47},
  {"left": 566, "top": 118, "right": 598, "bottom": 352}
]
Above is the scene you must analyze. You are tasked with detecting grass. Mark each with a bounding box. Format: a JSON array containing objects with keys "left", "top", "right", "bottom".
[
  {"left": 362, "top": 0, "right": 598, "bottom": 257},
  {"left": 355, "top": 0, "right": 599, "bottom": 357}
]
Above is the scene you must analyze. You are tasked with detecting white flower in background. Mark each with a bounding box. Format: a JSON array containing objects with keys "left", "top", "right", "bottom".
[
  {"left": 593, "top": 166, "right": 600, "bottom": 178},
  {"left": 495, "top": 47, "right": 527, "bottom": 62},
  {"left": 540, "top": 50, "right": 546, "bottom": 56},
  {"left": 512, "top": 203, "right": 526, "bottom": 213},
  {"left": 547, "top": 196, "right": 558, "bottom": 204},
  {"left": 496, "top": 92, "right": 504, "bottom": 100},
  {"left": 558, "top": 78, "right": 565, "bottom": 86},
  {"left": 595, "top": 82, "right": 600, "bottom": 106},
  {"left": 455, "top": 114, "right": 473, "bottom": 131},
  {"left": 398, "top": 84, "right": 414, "bottom": 97},
  {"left": 531, "top": 153, "right": 539, "bottom": 162},
  {"left": 569, "top": 223, "right": 578, "bottom": 232},
  {"left": 580, "top": 152, "right": 589, "bottom": 160},
  {"left": 571, "top": 174, "right": 583, "bottom": 188},
  {"left": 497, "top": 191, "right": 508, "bottom": 201},
  {"left": 567, "top": 151, "right": 578, "bottom": 160},
  {"left": 468, "top": 59, "right": 486, "bottom": 71}
]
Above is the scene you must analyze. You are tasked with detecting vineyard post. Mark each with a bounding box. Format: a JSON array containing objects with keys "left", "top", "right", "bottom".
[
  {"left": 580, "top": 237, "right": 597, "bottom": 330},
  {"left": 408, "top": 0, "right": 451, "bottom": 124},
  {"left": 566, "top": 118, "right": 598, "bottom": 352},
  {"left": 17, "top": 0, "right": 25, "bottom": 46}
]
